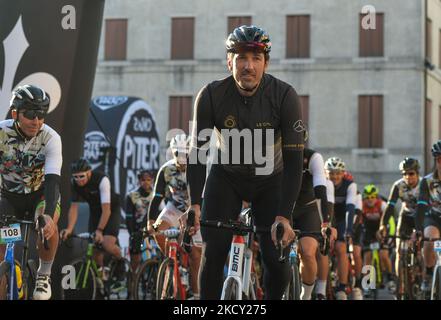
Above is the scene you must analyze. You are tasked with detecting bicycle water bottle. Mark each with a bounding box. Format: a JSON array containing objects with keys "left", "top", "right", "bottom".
[{"left": 15, "top": 264, "right": 23, "bottom": 299}]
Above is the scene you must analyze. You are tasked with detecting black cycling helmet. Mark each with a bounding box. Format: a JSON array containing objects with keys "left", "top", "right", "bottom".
[
  {"left": 10, "top": 84, "right": 50, "bottom": 112},
  {"left": 71, "top": 158, "right": 92, "bottom": 173},
  {"left": 226, "top": 25, "right": 271, "bottom": 54},
  {"left": 399, "top": 157, "right": 420, "bottom": 173},
  {"left": 432, "top": 140, "right": 441, "bottom": 157}
]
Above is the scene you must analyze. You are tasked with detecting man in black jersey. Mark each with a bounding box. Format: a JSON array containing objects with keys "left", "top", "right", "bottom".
[
  {"left": 61, "top": 158, "right": 122, "bottom": 269},
  {"left": 187, "top": 25, "right": 304, "bottom": 299}
]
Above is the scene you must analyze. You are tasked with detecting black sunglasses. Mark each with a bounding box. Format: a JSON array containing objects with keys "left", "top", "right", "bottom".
[{"left": 21, "top": 109, "right": 46, "bottom": 120}]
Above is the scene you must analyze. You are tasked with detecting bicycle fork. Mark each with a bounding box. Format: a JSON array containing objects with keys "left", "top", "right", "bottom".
[
  {"left": 166, "top": 239, "right": 185, "bottom": 299},
  {"left": 222, "top": 235, "right": 245, "bottom": 300},
  {"left": 5, "top": 242, "right": 18, "bottom": 300}
]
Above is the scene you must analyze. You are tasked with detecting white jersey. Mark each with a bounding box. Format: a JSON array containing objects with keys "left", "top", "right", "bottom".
[{"left": 0, "top": 119, "right": 62, "bottom": 194}]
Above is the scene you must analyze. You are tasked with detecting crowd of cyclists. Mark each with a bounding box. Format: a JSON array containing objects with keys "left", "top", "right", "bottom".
[{"left": 1, "top": 24, "right": 441, "bottom": 301}]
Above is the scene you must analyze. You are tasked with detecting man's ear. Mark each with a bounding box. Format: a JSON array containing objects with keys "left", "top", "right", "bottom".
[
  {"left": 11, "top": 109, "right": 18, "bottom": 120},
  {"left": 227, "top": 55, "right": 233, "bottom": 72},
  {"left": 264, "top": 59, "right": 269, "bottom": 72}
]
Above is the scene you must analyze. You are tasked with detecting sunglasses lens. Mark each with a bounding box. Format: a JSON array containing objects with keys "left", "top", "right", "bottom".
[
  {"left": 73, "top": 175, "right": 85, "bottom": 180},
  {"left": 22, "top": 110, "right": 46, "bottom": 120}
]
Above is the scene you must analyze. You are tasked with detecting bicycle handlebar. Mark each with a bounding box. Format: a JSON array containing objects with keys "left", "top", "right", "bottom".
[
  {"left": 0, "top": 215, "right": 34, "bottom": 227},
  {"left": 0, "top": 215, "right": 48, "bottom": 250},
  {"left": 62, "top": 232, "right": 105, "bottom": 251},
  {"left": 200, "top": 219, "right": 270, "bottom": 234}
]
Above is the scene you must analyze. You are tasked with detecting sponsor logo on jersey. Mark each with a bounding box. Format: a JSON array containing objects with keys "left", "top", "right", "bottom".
[{"left": 224, "top": 115, "right": 236, "bottom": 128}]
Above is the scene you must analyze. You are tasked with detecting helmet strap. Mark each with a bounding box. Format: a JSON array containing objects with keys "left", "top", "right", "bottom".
[{"left": 13, "top": 120, "right": 30, "bottom": 140}]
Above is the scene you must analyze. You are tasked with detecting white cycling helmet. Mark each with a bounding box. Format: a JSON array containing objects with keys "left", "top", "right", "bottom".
[
  {"left": 170, "top": 133, "right": 190, "bottom": 155},
  {"left": 324, "top": 157, "right": 346, "bottom": 171}
]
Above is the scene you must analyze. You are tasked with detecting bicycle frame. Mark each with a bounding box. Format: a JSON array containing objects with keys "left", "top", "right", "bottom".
[
  {"left": 162, "top": 233, "right": 188, "bottom": 300},
  {"left": 370, "top": 242, "right": 382, "bottom": 287},
  {"left": 76, "top": 242, "right": 101, "bottom": 289},
  {"left": 394, "top": 234, "right": 422, "bottom": 299},
  {"left": 141, "top": 237, "right": 160, "bottom": 261},
  {"left": 221, "top": 211, "right": 256, "bottom": 300},
  {"left": 222, "top": 234, "right": 247, "bottom": 300}
]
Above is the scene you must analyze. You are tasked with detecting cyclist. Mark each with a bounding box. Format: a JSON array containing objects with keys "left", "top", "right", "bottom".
[
  {"left": 315, "top": 178, "right": 335, "bottom": 299},
  {"left": 293, "top": 147, "right": 336, "bottom": 300},
  {"left": 338, "top": 172, "right": 364, "bottom": 299},
  {"left": 61, "top": 158, "right": 122, "bottom": 269},
  {"left": 361, "top": 184, "right": 395, "bottom": 292},
  {"left": 416, "top": 141, "right": 441, "bottom": 294},
  {"left": 324, "top": 157, "right": 357, "bottom": 300},
  {"left": 147, "top": 134, "right": 202, "bottom": 299},
  {"left": 187, "top": 25, "right": 304, "bottom": 299},
  {"left": 125, "top": 170, "right": 155, "bottom": 272},
  {"left": 379, "top": 157, "right": 421, "bottom": 289},
  {"left": 0, "top": 85, "right": 62, "bottom": 300}
]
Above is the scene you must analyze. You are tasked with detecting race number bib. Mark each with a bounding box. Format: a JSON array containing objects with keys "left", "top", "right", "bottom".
[
  {"left": 0, "top": 224, "right": 22, "bottom": 243},
  {"left": 434, "top": 241, "right": 441, "bottom": 252},
  {"left": 370, "top": 242, "right": 380, "bottom": 251}
]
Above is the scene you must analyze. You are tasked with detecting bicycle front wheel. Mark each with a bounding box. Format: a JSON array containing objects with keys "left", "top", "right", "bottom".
[
  {"left": 396, "top": 253, "right": 410, "bottom": 300},
  {"left": 223, "top": 277, "right": 240, "bottom": 300},
  {"left": 431, "top": 267, "right": 441, "bottom": 300},
  {"left": 156, "top": 258, "right": 180, "bottom": 300},
  {"left": 133, "top": 258, "right": 159, "bottom": 300},
  {"left": 60, "top": 258, "right": 98, "bottom": 300},
  {"left": 287, "top": 264, "right": 301, "bottom": 300},
  {"left": 107, "top": 258, "right": 132, "bottom": 300}
]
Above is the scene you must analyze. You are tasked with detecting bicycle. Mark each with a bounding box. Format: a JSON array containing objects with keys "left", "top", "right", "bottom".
[
  {"left": 427, "top": 237, "right": 441, "bottom": 300},
  {"left": 365, "top": 240, "right": 383, "bottom": 300},
  {"left": 60, "top": 232, "right": 132, "bottom": 300},
  {"left": 393, "top": 234, "right": 424, "bottom": 300},
  {"left": 154, "top": 209, "right": 197, "bottom": 300},
  {"left": 279, "top": 226, "right": 329, "bottom": 300},
  {"left": 0, "top": 214, "right": 48, "bottom": 300},
  {"left": 154, "top": 227, "right": 192, "bottom": 300},
  {"left": 200, "top": 208, "right": 265, "bottom": 300},
  {"left": 132, "top": 230, "right": 162, "bottom": 300}
]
